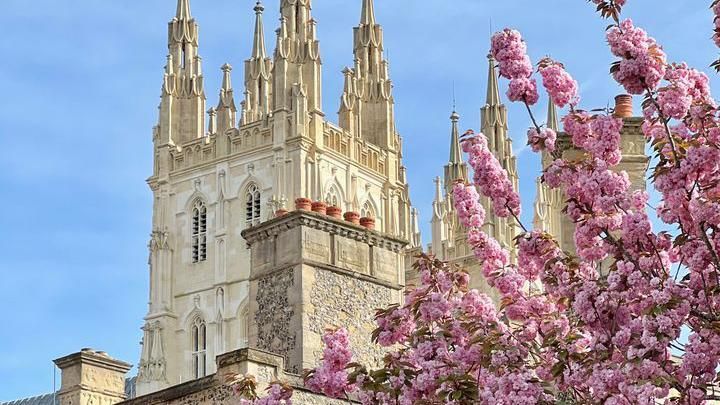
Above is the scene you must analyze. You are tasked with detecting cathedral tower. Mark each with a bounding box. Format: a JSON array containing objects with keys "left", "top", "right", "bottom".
[{"left": 137, "top": 0, "right": 418, "bottom": 395}]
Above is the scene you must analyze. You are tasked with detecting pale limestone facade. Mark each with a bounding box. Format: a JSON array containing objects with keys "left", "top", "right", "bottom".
[{"left": 137, "top": 0, "right": 420, "bottom": 396}]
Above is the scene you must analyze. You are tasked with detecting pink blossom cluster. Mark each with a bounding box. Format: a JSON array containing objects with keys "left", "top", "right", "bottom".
[
  {"left": 527, "top": 127, "right": 557, "bottom": 153},
  {"left": 343, "top": 253, "right": 542, "bottom": 403},
  {"left": 298, "top": 15, "right": 720, "bottom": 405},
  {"left": 305, "top": 328, "right": 354, "bottom": 399},
  {"left": 606, "top": 19, "right": 667, "bottom": 94},
  {"left": 490, "top": 29, "right": 539, "bottom": 105},
  {"left": 562, "top": 112, "right": 623, "bottom": 165},
  {"left": 538, "top": 60, "right": 579, "bottom": 108},
  {"left": 657, "top": 63, "right": 715, "bottom": 121},
  {"left": 462, "top": 131, "right": 521, "bottom": 218}
]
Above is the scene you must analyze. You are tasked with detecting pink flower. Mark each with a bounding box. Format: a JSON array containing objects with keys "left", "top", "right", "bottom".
[
  {"left": 507, "top": 77, "right": 539, "bottom": 105},
  {"left": 305, "top": 328, "right": 353, "bottom": 399},
  {"left": 607, "top": 19, "right": 667, "bottom": 93},
  {"left": 460, "top": 132, "right": 521, "bottom": 218},
  {"left": 490, "top": 28, "right": 533, "bottom": 79},
  {"left": 539, "top": 59, "right": 579, "bottom": 107}
]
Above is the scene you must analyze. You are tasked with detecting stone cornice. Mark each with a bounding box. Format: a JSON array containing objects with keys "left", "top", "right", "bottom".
[
  {"left": 54, "top": 349, "right": 132, "bottom": 374},
  {"left": 241, "top": 210, "right": 408, "bottom": 252}
]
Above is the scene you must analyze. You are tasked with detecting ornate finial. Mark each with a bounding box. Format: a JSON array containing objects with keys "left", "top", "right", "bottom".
[
  {"left": 221, "top": 63, "right": 232, "bottom": 73},
  {"left": 450, "top": 110, "right": 460, "bottom": 122},
  {"left": 254, "top": 1, "right": 264, "bottom": 14}
]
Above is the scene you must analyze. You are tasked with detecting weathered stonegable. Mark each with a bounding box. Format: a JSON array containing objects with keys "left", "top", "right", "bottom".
[{"left": 243, "top": 210, "right": 407, "bottom": 375}]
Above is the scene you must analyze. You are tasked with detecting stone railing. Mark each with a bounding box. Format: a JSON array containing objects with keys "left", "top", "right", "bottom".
[
  {"left": 169, "top": 120, "right": 272, "bottom": 171},
  {"left": 323, "top": 124, "right": 387, "bottom": 176}
]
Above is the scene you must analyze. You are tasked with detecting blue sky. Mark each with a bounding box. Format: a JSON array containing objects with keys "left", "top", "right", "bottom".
[{"left": 0, "top": 0, "right": 717, "bottom": 400}]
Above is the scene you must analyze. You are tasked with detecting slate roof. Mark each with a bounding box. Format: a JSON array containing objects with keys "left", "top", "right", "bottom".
[{"left": 0, "top": 377, "right": 136, "bottom": 405}]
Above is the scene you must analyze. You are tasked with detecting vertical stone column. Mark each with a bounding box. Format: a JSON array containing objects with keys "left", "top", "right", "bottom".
[
  {"left": 241, "top": 211, "right": 407, "bottom": 374},
  {"left": 54, "top": 348, "right": 132, "bottom": 405}
]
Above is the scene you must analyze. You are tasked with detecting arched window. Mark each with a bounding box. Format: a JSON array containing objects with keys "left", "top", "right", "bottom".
[
  {"left": 361, "top": 201, "right": 375, "bottom": 219},
  {"left": 191, "top": 318, "right": 207, "bottom": 379},
  {"left": 192, "top": 200, "right": 207, "bottom": 263},
  {"left": 325, "top": 187, "right": 340, "bottom": 208},
  {"left": 245, "top": 184, "right": 261, "bottom": 227}
]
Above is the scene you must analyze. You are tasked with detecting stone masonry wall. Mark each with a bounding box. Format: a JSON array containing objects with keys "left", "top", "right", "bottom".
[{"left": 308, "top": 269, "right": 391, "bottom": 368}]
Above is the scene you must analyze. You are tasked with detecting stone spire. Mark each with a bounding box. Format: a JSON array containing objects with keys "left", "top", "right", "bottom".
[
  {"left": 338, "top": 66, "right": 360, "bottom": 135},
  {"left": 482, "top": 54, "right": 505, "bottom": 154},
  {"left": 480, "top": 52, "right": 518, "bottom": 253},
  {"left": 350, "top": 0, "right": 396, "bottom": 150},
  {"left": 252, "top": 2, "right": 267, "bottom": 59},
  {"left": 216, "top": 64, "right": 237, "bottom": 133},
  {"left": 431, "top": 176, "right": 447, "bottom": 259},
  {"left": 486, "top": 54, "right": 501, "bottom": 107},
  {"left": 176, "top": 0, "right": 191, "bottom": 20},
  {"left": 360, "top": 0, "right": 376, "bottom": 25},
  {"left": 547, "top": 98, "right": 559, "bottom": 131},
  {"left": 272, "top": 0, "right": 322, "bottom": 112},
  {"left": 443, "top": 110, "right": 468, "bottom": 194},
  {"left": 157, "top": 0, "right": 206, "bottom": 145},
  {"left": 242, "top": 1, "right": 273, "bottom": 124},
  {"left": 410, "top": 207, "right": 422, "bottom": 249}
]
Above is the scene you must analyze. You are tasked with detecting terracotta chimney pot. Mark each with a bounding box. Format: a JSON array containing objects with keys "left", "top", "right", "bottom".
[{"left": 614, "top": 94, "right": 633, "bottom": 118}]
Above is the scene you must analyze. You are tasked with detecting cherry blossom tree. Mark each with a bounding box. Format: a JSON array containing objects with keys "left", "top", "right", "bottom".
[{"left": 232, "top": 1, "right": 720, "bottom": 403}]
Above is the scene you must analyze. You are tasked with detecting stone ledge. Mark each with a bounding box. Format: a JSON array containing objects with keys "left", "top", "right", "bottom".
[
  {"left": 242, "top": 210, "right": 408, "bottom": 253},
  {"left": 119, "top": 375, "right": 216, "bottom": 405},
  {"left": 54, "top": 349, "right": 132, "bottom": 375},
  {"left": 217, "top": 347, "right": 284, "bottom": 370}
]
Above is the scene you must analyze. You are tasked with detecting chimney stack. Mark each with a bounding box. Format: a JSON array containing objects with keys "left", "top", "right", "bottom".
[
  {"left": 54, "top": 348, "right": 132, "bottom": 405},
  {"left": 613, "top": 94, "right": 633, "bottom": 118}
]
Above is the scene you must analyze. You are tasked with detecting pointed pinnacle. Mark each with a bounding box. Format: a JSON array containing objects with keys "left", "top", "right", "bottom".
[
  {"left": 486, "top": 54, "right": 501, "bottom": 106},
  {"left": 176, "top": 0, "right": 192, "bottom": 20},
  {"left": 360, "top": 0, "right": 376, "bottom": 25},
  {"left": 221, "top": 63, "right": 233, "bottom": 90},
  {"left": 252, "top": 1, "right": 267, "bottom": 59},
  {"left": 547, "top": 97, "right": 559, "bottom": 131},
  {"left": 449, "top": 111, "right": 463, "bottom": 165},
  {"left": 434, "top": 176, "right": 444, "bottom": 202},
  {"left": 166, "top": 54, "right": 175, "bottom": 75}
]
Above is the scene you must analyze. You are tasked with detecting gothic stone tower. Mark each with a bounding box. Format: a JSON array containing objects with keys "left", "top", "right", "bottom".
[{"left": 137, "top": 0, "right": 420, "bottom": 395}]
